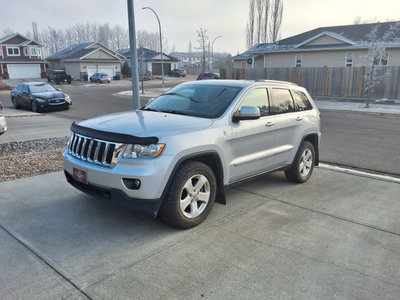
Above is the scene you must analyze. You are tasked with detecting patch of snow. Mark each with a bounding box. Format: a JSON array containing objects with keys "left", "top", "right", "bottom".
[{"left": 314, "top": 100, "right": 400, "bottom": 114}]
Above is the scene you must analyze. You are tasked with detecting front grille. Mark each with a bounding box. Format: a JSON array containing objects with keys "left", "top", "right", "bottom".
[
  {"left": 68, "top": 132, "right": 125, "bottom": 168},
  {"left": 49, "top": 98, "right": 66, "bottom": 105}
]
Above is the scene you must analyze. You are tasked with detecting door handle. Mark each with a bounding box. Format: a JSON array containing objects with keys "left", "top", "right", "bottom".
[
  {"left": 296, "top": 117, "right": 303, "bottom": 121},
  {"left": 265, "top": 122, "right": 275, "bottom": 127}
]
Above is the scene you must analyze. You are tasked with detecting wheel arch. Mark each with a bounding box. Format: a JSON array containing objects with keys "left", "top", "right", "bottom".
[
  {"left": 303, "top": 132, "right": 320, "bottom": 166},
  {"left": 161, "top": 151, "right": 226, "bottom": 206}
]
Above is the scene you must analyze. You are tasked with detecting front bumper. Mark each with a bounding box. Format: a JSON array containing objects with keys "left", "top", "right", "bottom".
[
  {"left": 64, "top": 170, "right": 163, "bottom": 218},
  {"left": 37, "top": 101, "right": 71, "bottom": 111},
  {"left": 63, "top": 151, "right": 174, "bottom": 217}
]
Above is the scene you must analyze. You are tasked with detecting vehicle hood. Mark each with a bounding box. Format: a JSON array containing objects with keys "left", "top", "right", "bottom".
[
  {"left": 75, "top": 110, "right": 214, "bottom": 139},
  {"left": 32, "top": 91, "right": 65, "bottom": 99}
]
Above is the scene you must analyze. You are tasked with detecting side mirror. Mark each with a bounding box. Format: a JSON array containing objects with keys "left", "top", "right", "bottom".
[
  {"left": 232, "top": 106, "right": 261, "bottom": 123},
  {"left": 147, "top": 98, "right": 155, "bottom": 104},
  {"left": 56, "top": 88, "right": 61, "bottom": 91}
]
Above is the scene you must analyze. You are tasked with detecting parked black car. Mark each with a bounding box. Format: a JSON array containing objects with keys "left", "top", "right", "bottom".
[
  {"left": 11, "top": 82, "right": 72, "bottom": 113},
  {"left": 168, "top": 69, "right": 186, "bottom": 77},
  {"left": 196, "top": 72, "right": 220, "bottom": 80},
  {"left": 47, "top": 70, "right": 72, "bottom": 84}
]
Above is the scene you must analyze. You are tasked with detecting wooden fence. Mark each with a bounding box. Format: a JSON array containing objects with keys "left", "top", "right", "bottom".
[{"left": 220, "top": 66, "right": 400, "bottom": 99}]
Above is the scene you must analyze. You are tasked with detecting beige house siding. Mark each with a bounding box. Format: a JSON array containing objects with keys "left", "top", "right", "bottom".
[
  {"left": 65, "top": 63, "right": 81, "bottom": 79},
  {"left": 251, "top": 49, "right": 400, "bottom": 68},
  {"left": 64, "top": 62, "right": 119, "bottom": 79},
  {"left": 305, "top": 35, "right": 347, "bottom": 46},
  {"left": 86, "top": 51, "right": 115, "bottom": 60},
  {"left": 387, "top": 49, "right": 400, "bottom": 65}
]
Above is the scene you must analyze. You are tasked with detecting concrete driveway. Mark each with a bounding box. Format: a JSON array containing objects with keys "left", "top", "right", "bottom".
[{"left": 1, "top": 167, "right": 399, "bottom": 299}]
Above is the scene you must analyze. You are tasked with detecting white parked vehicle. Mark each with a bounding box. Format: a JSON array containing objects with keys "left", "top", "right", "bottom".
[
  {"left": 0, "top": 102, "right": 7, "bottom": 136},
  {"left": 63, "top": 80, "right": 321, "bottom": 228}
]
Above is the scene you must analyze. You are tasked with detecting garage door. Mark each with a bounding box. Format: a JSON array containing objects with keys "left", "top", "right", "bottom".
[
  {"left": 152, "top": 63, "right": 170, "bottom": 75},
  {"left": 7, "top": 64, "right": 41, "bottom": 79},
  {"left": 87, "top": 67, "right": 115, "bottom": 79}
]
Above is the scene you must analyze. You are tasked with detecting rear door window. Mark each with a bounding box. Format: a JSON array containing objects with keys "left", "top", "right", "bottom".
[{"left": 270, "top": 88, "right": 295, "bottom": 115}]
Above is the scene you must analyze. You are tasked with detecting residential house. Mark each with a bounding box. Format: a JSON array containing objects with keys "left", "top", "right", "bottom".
[
  {"left": 233, "top": 21, "right": 400, "bottom": 69},
  {"left": 0, "top": 33, "right": 46, "bottom": 79},
  {"left": 46, "top": 42, "right": 126, "bottom": 80},
  {"left": 122, "top": 47, "right": 179, "bottom": 76},
  {"left": 169, "top": 52, "right": 202, "bottom": 68}
]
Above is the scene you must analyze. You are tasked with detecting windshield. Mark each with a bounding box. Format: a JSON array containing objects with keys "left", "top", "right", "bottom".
[
  {"left": 141, "top": 84, "right": 242, "bottom": 118},
  {"left": 29, "top": 84, "right": 57, "bottom": 93}
]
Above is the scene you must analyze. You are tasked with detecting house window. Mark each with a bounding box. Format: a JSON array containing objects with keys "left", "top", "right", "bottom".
[
  {"left": 7, "top": 47, "right": 20, "bottom": 56},
  {"left": 374, "top": 52, "right": 389, "bottom": 66},
  {"left": 295, "top": 54, "right": 302, "bottom": 67},
  {"left": 31, "top": 48, "right": 37, "bottom": 56},
  {"left": 345, "top": 52, "right": 354, "bottom": 67}
]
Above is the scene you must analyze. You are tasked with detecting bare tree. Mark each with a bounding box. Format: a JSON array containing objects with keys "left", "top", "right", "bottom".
[
  {"left": 3, "top": 22, "right": 167, "bottom": 57},
  {"left": 2, "top": 28, "right": 14, "bottom": 36},
  {"left": 246, "top": 0, "right": 256, "bottom": 48},
  {"left": 137, "top": 30, "right": 160, "bottom": 51},
  {"left": 270, "top": 0, "right": 283, "bottom": 43},
  {"left": 196, "top": 28, "right": 209, "bottom": 72},
  {"left": 353, "top": 15, "right": 362, "bottom": 25},
  {"left": 247, "top": 0, "right": 282, "bottom": 47},
  {"left": 111, "top": 24, "right": 129, "bottom": 52},
  {"left": 32, "top": 22, "right": 39, "bottom": 41},
  {"left": 263, "top": 0, "right": 271, "bottom": 43},
  {"left": 255, "top": 0, "right": 265, "bottom": 44},
  {"left": 360, "top": 23, "right": 400, "bottom": 107}
]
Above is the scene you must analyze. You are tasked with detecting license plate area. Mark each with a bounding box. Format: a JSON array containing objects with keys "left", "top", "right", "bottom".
[{"left": 73, "top": 167, "right": 88, "bottom": 184}]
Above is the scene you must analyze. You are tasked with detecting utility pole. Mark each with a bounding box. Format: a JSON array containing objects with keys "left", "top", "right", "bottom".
[{"left": 127, "top": 0, "right": 141, "bottom": 109}]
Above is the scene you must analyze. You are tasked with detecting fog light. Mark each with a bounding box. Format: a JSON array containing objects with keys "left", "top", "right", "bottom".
[{"left": 123, "top": 178, "right": 141, "bottom": 190}]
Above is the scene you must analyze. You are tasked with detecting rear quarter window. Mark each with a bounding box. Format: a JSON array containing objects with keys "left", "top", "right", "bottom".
[{"left": 292, "top": 90, "right": 312, "bottom": 111}]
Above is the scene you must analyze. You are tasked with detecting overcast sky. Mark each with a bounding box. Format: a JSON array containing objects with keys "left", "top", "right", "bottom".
[{"left": 1, "top": 0, "right": 399, "bottom": 55}]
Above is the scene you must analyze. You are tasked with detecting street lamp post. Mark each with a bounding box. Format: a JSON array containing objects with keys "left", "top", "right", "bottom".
[
  {"left": 142, "top": 7, "right": 164, "bottom": 89},
  {"left": 211, "top": 36, "right": 222, "bottom": 73}
]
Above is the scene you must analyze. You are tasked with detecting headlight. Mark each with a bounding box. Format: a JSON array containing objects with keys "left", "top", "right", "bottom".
[
  {"left": 122, "top": 144, "right": 165, "bottom": 159},
  {"left": 65, "top": 95, "right": 71, "bottom": 101},
  {"left": 35, "top": 97, "right": 47, "bottom": 102}
]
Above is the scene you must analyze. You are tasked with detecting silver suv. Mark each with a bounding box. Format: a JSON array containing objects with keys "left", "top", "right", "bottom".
[{"left": 63, "top": 80, "right": 321, "bottom": 228}]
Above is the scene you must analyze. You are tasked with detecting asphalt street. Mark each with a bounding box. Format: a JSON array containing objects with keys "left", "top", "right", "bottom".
[
  {"left": 2, "top": 76, "right": 399, "bottom": 176},
  {"left": 0, "top": 78, "right": 399, "bottom": 299}
]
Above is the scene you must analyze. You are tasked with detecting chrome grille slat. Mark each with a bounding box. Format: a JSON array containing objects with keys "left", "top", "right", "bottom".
[{"left": 68, "top": 132, "right": 123, "bottom": 168}]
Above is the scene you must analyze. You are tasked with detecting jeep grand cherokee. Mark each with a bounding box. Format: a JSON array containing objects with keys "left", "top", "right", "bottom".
[{"left": 63, "top": 80, "right": 321, "bottom": 228}]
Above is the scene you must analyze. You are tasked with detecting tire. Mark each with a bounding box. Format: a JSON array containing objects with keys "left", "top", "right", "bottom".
[
  {"left": 67, "top": 80, "right": 71, "bottom": 84},
  {"left": 31, "top": 101, "right": 40, "bottom": 113},
  {"left": 98, "top": 79, "right": 101, "bottom": 84},
  {"left": 285, "top": 141, "right": 315, "bottom": 183},
  {"left": 55, "top": 80, "right": 60, "bottom": 85},
  {"left": 47, "top": 76, "right": 51, "bottom": 82},
  {"left": 159, "top": 161, "right": 217, "bottom": 229},
  {"left": 11, "top": 97, "right": 20, "bottom": 109}
]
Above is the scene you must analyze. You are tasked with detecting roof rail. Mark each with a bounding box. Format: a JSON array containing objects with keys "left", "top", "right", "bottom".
[{"left": 255, "top": 79, "right": 298, "bottom": 86}]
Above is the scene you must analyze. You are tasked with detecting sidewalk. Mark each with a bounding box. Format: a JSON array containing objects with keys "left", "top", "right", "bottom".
[{"left": 0, "top": 166, "right": 399, "bottom": 300}]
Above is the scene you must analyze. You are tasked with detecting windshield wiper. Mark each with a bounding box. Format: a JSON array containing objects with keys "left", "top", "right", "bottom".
[
  {"left": 161, "top": 110, "right": 188, "bottom": 116},
  {"left": 141, "top": 107, "right": 161, "bottom": 112},
  {"left": 163, "top": 92, "right": 195, "bottom": 102}
]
